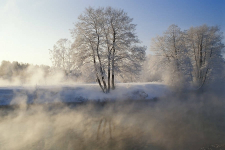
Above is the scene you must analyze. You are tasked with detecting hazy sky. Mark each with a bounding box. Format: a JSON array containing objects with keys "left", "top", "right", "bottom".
[{"left": 0, "top": 0, "right": 224, "bottom": 66}]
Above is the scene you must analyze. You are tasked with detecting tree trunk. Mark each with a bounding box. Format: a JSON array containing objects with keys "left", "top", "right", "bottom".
[
  {"left": 108, "top": 55, "right": 111, "bottom": 92},
  {"left": 111, "top": 51, "right": 115, "bottom": 90},
  {"left": 112, "top": 74, "right": 115, "bottom": 89},
  {"left": 91, "top": 40, "right": 105, "bottom": 93},
  {"left": 97, "top": 77, "right": 104, "bottom": 92},
  {"left": 96, "top": 34, "right": 108, "bottom": 93},
  {"left": 172, "top": 33, "right": 180, "bottom": 72},
  {"left": 199, "top": 39, "right": 203, "bottom": 81},
  {"left": 94, "top": 56, "right": 105, "bottom": 93},
  {"left": 98, "top": 56, "right": 107, "bottom": 93},
  {"left": 111, "top": 29, "right": 116, "bottom": 90}
]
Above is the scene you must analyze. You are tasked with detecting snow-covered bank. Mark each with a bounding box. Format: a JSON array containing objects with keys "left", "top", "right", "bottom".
[{"left": 0, "top": 82, "right": 169, "bottom": 105}]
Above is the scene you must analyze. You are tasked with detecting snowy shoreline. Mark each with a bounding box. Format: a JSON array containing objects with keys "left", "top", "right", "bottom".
[{"left": 0, "top": 82, "right": 169, "bottom": 106}]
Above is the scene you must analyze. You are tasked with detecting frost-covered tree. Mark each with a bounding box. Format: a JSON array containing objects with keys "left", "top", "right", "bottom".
[
  {"left": 49, "top": 39, "right": 75, "bottom": 76},
  {"left": 71, "top": 7, "right": 107, "bottom": 93},
  {"left": 151, "top": 25, "right": 192, "bottom": 87},
  {"left": 150, "top": 24, "right": 224, "bottom": 89},
  {"left": 102, "top": 7, "right": 146, "bottom": 88},
  {"left": 71, "top": 7, "right": 146, "bottom": 93},
  {"left": 186, "top": 25, "right": 224, "bottom": 89}
]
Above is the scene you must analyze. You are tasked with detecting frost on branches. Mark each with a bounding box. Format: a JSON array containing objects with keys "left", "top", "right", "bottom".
[
  {"left": 70, "top": 7, "right": 146, "bottom": 93},
  {"left": 150, "top": 24, "right": 224, "bottom": 90}
]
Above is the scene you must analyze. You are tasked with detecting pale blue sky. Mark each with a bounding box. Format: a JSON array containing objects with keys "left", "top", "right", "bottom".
[{"left": 0, "top": 0, "right": 224, "bottom": 66}]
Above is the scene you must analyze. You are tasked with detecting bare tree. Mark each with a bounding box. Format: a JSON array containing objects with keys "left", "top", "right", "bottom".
[
  {"left": 151, "top": 24, "right": 192, "bottom": 86},
  {"left": 186, "top": 25, "right": 224, "bottom": 89},
  {"left": 49, "top": 39, "right": 75, "bottom": 76},
  {"left": 71, "top": 7, "right": 146, "bottom": 93},
  {"left": 150, "top": 24, "right": 224, "bottom": 89},
  {"left": 71, "top": 7, "right": 107, "bottom": 93},
  {"left": 102, "top": 7, "right": 145, "bottom": 89}
]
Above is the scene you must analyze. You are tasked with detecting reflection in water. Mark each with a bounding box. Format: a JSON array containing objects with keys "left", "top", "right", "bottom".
[{"left": 0, "top": 94, "right": 225, "bottom": 150}]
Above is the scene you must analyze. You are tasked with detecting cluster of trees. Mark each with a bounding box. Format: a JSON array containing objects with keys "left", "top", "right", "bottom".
[
  {"left": 150, "top": 24, "right": 224, "bottom": 89},
  {"left": 49, "top": 39, "right": 96, "bottom": 82},
  {"left": 50, "top": 7, "right": 146, "bottom": 93},
  {"left": 49, "top": 7, "right": 224, "bottom": 92}
]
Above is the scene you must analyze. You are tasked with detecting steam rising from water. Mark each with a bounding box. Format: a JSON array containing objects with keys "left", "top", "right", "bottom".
[
  {"left": 0, "top": 93, "right": 225, "bottom": 150},
  {"left": 0, "top": 65, "right": 85, "bottom": 87}
]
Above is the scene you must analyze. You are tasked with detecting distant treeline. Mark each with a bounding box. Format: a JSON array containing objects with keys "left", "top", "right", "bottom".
[
  {"left": 0, "top": 60, "right": 50, "bottom": 83},
  {"left": 0, "top": 60, "right": 97, "bottom": 84}
]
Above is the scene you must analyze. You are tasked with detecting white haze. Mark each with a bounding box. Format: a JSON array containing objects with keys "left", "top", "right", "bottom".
[
  {"left": 0, "top": 65, "right": 224, "bottom": 150},
  {"left": 0, "top": 57, "right": 224, "bottom": 150},
  {"left": 0, "top": 65, "right": 81, "bottom": 87},
  {"left": 0, "top": 92, "right": 225, "bottom": 150}
]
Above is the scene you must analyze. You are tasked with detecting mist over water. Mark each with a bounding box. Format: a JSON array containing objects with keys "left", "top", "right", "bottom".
[
  {"left": 0, "top": 59, "right": 225, "bottom": 150},
  {"left": 0, "top": 91, "right": 225, "bottom": 150},
  {"left": 0, "top": 60, "right": 224, "bottom": 150}
]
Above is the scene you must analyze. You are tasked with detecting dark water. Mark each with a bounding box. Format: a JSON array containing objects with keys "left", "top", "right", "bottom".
[{"left": 0, "top": 93, "right": 225, "bottom": 150}]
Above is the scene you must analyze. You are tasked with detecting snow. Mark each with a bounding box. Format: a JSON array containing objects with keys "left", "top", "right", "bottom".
[{"left": 0, "top": 82, "right": 169, "bottom": 105}]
